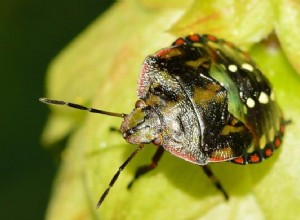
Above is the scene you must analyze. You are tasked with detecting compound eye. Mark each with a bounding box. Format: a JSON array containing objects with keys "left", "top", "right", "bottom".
[{"left": 135, "top": 99, "right": 147, "bottom": 109}]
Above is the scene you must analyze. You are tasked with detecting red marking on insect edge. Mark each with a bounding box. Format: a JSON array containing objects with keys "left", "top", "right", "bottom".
[
  {"left": 154, "top": 47, "right": 182, "bottom": 59},
  {"left": 275, "top": 137, "right": 282, "bottom": 148},
  {"left": 154, "top": 48, "right": 172, "bottom": 58},
  {"left": 233, "top": 157, "right": 245, "bottom": 165},
  {"left": 264, "top": 148, "right": 273, "bottom": 157},
  {"left": 40, "top": 34, "right": 286, "bottom": 209},
  {"left": 188, "top": 34, "right": 200, "bottom": 42},
  {"left": 174, "top": 38, "right": 185, "bottom": 45},
  {"left": 248, "top": 153, "right": 261, "bottom": 164}
]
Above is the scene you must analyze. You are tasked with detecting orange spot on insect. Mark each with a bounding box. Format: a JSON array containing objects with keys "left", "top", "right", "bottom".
[
  {"left": 154, "top": 48, "right": 181, "bottom": 59},
  {"left": 207, "top": 35, "right": 217, "bottom": 42},
  {"left": 189, "top": 34, "right": 200, "bottom": 42},
  {"left": 154, "top": 48, "right": 172, "bottom": 58},
  {"left": 249, "top": 153, "right": 261, "bottom": 163},
  {"left": 274, "top": 137, "right": 281, "bottom": 148},
  {"left": 233, "top": 157, "right": 244, "bottom": 164},
  {"left": 174, "top": 38, "right": 185, "bottom": 45},
  {"left": 265, "top": 148, "right": 273, "bottom": 157}
]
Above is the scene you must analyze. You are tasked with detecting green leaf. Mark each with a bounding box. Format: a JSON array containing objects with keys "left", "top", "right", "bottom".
[
  {"left": 273, "top": 0, "right": 300, "bottom": 75},
  {"left": 169, "top": 0, "right": 275, "bottom": 48},
  {"left": 42, "top": 1, "right": 300, "bottom": 219}
]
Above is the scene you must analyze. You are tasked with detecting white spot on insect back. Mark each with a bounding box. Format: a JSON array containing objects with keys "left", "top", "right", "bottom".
[
  {"left": 246, "top": 98, "right": 255, "bottom": 108},
  {"left": 242, "top": 63, "right": 254, "bottom": 72},
  {"left": 228, "top": 64, "right": 238, "bottom": 72},
  {"left": 258, "top": 92, "right": 269, "bottom": 104}
]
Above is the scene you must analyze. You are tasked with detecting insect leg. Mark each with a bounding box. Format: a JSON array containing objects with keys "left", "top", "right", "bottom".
[
  {"left": 201, "top": 165, "right": 229, "bottom": 200},
  {"left": 127, "top": 145, "right": 164, "bottom": 189},
  {"left": 96, "top": 144, "right": 145, "bottom": 209}
]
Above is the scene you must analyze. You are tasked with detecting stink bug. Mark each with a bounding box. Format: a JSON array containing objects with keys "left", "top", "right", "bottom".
[{"left": 40, "top": 34, "right": 285, "bottom": 208}]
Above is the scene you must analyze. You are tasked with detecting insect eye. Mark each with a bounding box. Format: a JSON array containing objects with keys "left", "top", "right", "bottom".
[{"left": 135, "top": 99, "right": 147, "bottom": 108}]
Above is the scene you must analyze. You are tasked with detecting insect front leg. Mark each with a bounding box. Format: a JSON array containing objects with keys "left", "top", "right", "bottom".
[
  {"left": 127, "top": 146, "right": 164, "bottom": 189},
  {"left": 201, "top": 165, "right": 229, "bottom": 200}
]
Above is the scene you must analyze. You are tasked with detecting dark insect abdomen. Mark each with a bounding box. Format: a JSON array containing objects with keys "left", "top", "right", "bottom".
[{"left": 137, "top": 34, "right": 285, "bottom": 165}]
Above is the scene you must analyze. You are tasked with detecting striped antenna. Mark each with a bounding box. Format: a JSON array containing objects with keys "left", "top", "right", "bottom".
[{"left": 39, "top": 97, "right": 127, "bottom": 118}]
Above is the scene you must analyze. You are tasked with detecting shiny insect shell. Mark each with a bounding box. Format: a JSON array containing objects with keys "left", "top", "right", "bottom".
[{"left": 121, "top": 34, "right": 285, "bottom": 165}]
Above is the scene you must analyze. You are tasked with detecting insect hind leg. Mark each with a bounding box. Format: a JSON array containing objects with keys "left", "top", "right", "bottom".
[
  {"left": 127, "top": 146, "right": 164, "bottom": 189},
  {"left": 201, "top": 165, "right": 229, "bottom": 200}
]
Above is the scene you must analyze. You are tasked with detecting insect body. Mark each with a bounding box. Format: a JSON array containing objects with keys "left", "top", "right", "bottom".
[
  {"left": 122, "top": 34, "right": 284, "bottom": 165},
  {"left": 40, "top": 34, "right": 285, "bottom": 208}
]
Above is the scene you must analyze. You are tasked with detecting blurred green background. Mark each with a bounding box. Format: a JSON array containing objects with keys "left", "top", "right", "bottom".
[{"left": 0, "top": 1, "right": 114, "bottom": 219}]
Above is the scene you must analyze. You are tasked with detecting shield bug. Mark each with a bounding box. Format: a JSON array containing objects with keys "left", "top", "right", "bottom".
[{"left": 40, "top": 34, "right": 285, "bottom": 208}]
